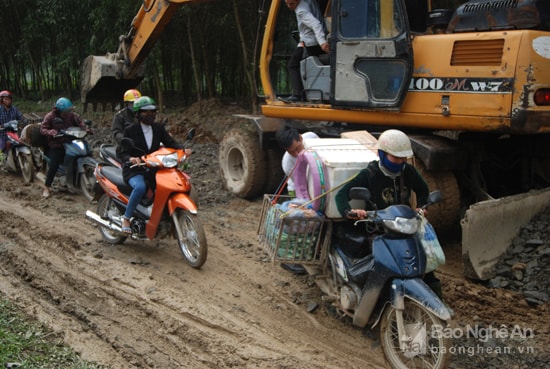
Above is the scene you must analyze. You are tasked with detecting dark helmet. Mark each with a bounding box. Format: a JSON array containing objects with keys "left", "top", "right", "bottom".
[{"left": 133, "top": 96, "right": 157, "bottom": 112}]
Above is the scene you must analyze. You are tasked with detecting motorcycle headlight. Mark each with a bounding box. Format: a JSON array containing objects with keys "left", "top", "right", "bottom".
[
  {"left": 383, "top": 216, "right": 420, "bottom": 235},
  {"left": 66, "top": 127, "right": 87, "bottom": 138},
  {"left": 159, "top": 152, "right": 179, "bottom": 168}
]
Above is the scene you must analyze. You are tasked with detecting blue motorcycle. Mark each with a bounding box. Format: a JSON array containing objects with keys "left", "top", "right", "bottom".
[
  {"left": 302, "top": 188, "right": 452, "bottom": 369},
  {"left": 41, "top": 124, "right": 98, "bottom": 202}
]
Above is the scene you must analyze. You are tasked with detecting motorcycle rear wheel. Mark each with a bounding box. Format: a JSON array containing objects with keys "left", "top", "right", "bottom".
[
  {"left": 80, "top": 163, "right": 96, "bottom": 202},
  {"left": 97, "top": 194, "right": 127, "bottom": 245},
  {"left": 18, "top": 153, "right": 35, "bottom": 184},
  {"left": 380, "top": 299, "right": 450, "bottom": 369},
  {"left": 173, "top": 209, "right": 207, "bottom": 268}
]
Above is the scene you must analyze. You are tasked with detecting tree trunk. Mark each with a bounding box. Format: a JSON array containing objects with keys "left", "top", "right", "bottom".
[
  {"left": 232, "top": 0, "right": 257, "bottom": 112},
  {"left": 186, "top": 12, "right": 202, "bottom": 102}
]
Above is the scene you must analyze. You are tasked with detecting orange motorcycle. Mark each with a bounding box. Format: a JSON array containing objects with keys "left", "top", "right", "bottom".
[{"left": 85, "top": 129, "right": 207, "bottom": 268}]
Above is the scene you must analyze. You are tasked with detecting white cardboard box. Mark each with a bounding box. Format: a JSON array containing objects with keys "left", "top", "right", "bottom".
[{"left": 303, "top": 138, "right": 378, "bottom": 218}]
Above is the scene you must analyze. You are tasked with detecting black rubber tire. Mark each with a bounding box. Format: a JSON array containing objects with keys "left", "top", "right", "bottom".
[
  {"left": 18, "top": 153, "right": 35, "bottom": 184},
  {"left": 413, "top": 160, "right": 461, "bottom": 232},
  {"left": 80, "top": 163, "right": 97, "bottom": 202},
  {"left": 219, "top": 129, "right": 266, "bottom": 198},
  {"left": 380, "top": 299, "right": 450, "bottom": 369},
  {"left": 97, "top": 194, "right": 127, "bottom": 245},
  {"left": 173, "top": 209, "right": 207, "bottom": 269}
]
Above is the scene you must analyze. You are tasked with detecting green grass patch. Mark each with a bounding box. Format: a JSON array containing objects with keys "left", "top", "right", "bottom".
[{"left": 0, "top": 297, "right": 107, "bottom": 369}]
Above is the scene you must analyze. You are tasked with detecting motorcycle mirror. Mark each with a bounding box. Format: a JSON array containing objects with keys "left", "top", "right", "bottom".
[
  {"left": 426, "top": 190, "right": 443, "bottom": 206},
  {"left": 349, "top": 187, "right": 371, "bottom": 201},
  {"left": 84, "top": 119, "right": 92, "bottom": 127},
  {"left": 4, "top": 120, "right": 18, "bottom": 130},
  {"left": 186, "top": 128, "right": 196, "bottom": 141}
]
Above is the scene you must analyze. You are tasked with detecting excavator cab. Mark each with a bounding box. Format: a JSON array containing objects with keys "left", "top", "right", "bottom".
[
  {"left": 261, "top": 0, "right": 413, "bottom": 110},
  {"left": 330, "top": 0, "right": 413, "bottom": 109}
]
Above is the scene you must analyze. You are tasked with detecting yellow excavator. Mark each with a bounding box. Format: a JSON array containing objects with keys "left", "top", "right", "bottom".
[{"left": 81, "top": 0, "right": 550, "bottom": 280}]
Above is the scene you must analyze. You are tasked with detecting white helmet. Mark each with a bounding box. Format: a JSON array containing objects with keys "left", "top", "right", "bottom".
[{"left": 376, "top": 129, "right": 413, "bottom": 157}]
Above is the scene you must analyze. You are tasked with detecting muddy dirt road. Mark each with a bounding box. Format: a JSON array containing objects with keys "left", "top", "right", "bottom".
[{"left": 0, "top": 103, "right": 548, "bottom": 368}]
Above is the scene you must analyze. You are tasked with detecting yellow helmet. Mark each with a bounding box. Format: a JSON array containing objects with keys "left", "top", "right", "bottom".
[{"left": 123, "top": 89, "right": 142, "bottom": 102}]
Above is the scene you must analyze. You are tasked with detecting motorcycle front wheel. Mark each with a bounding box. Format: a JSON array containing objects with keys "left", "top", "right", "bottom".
[
  {"left": 97, "top": 194, "right": 127, "bottom": 245},
  {"left": 380, "top": 299, "right": 450, "bottom": 369},
  {"left": 172, "top": 209, "right": 207, "bottom": 268},
  {"left": 80, "top": 163, "right": 96, "bottom": 202},
  {"left": 18, "top": 153, "right": 35, "bottom": 184}
]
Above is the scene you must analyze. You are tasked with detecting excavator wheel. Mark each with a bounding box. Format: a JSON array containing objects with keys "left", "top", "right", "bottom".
[
  {"left": 219, "top": 128, "right": 266, "bottom": 199},
  {"left": 413, "top": 160, "right": 461, "bottom": 233}
]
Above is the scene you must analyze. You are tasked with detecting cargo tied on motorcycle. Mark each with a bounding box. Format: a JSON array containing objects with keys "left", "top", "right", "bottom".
[
  {"left": 258, "top": 195, "right": 329, "bottom": 265},
  {"left": 258, "top": 186, "right": 452, "bottom": 369}
]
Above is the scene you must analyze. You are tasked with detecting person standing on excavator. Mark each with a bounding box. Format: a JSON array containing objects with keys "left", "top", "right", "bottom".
[
  {"left": 112, "top": 89, "right": 141, "bottom": 144},
  {"left": 283, "top": 0, "right": 329, "bottom": 102}
]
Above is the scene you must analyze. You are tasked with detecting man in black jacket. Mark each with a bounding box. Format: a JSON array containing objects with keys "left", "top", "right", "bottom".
[{"left": 112, "top": 89, "right": 141, "bottom": 144}]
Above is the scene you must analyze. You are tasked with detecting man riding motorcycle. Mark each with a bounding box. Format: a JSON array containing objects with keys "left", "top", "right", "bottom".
[
  {"left": 335, "top": 129, "right": 442, "bottom": 297},
  {"left": 0, "top": 90, "right": 26, "bottom": 155},
  {"left": 40, "top": 97, "right": 88, "bottom": 198},
  {"left": 112, "top": 89, "right": 141, "bottom": 144}
]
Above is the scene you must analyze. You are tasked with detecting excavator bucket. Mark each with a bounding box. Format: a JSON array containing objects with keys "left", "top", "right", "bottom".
[
  {"left": 80, "top": 55, "right": 144, "bottom": 112},
  {"left": 461, "top": 188, "right": 550, "bottom": 280}
]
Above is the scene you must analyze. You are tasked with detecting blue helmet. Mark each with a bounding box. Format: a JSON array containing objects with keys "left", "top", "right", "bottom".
[{"left": 55, "top": 97, "right": 73, "bottom": 112}]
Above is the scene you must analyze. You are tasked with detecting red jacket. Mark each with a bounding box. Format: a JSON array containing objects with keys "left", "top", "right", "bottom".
[{"left": 40, "top": 110, "right": 85, "bottom": 149}]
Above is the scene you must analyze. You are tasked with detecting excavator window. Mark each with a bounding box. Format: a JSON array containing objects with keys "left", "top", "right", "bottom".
[{"left": 338, "top": 0, "right": 403, "bottom": 39}]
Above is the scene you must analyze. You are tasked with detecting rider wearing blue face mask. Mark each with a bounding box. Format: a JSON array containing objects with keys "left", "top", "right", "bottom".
[{"left": 335, "top": 129, "right": 429, "bottom": 218}]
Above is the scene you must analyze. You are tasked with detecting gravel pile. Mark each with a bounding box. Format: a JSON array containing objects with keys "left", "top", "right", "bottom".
[{"left": 488, "top": 206, "right": 550, "bottom": 306}]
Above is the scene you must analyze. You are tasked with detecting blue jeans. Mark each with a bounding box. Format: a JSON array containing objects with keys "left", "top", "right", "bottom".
[{"left": 125, "top": 174, "right": 147, "bottom": 219}]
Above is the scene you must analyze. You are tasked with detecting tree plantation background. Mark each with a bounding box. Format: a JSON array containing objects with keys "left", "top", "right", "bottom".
[{"left": 0, "top": 0, "right": 466, "bottom": 110}]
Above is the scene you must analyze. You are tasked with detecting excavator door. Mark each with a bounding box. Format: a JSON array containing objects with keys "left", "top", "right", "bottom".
[{"left": 331, "top": 0, "right": 413, "bottom": 110}]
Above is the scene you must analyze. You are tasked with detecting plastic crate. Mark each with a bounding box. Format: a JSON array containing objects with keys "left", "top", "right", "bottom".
[{"left": 257, "top": 195, "right": 330, "bottom": 265}]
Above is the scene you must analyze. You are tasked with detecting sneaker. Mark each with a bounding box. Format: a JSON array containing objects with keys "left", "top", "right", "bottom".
[{"left": 42, "top": 188, "right": 51, "bottom": 198}]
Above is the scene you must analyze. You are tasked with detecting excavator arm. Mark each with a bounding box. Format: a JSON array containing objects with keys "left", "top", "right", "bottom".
[{"left": 80, "top": 0, "right": 210, "bottom": 111}]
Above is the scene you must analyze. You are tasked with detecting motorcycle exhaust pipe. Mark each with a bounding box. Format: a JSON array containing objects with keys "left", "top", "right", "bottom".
[{"left": 85, "top": 210, "right": 123, "bottom": 233}]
